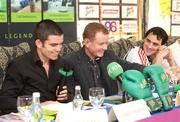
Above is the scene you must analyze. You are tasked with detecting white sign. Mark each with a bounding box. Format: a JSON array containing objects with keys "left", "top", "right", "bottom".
[
  {"left": 121, "top": 6, "right": 137, "bottom": 19},
  {"left": 172, "top": 12, "right": 180, "bottom": 24},
  {"left": 101, "top": 5, "right": 120, "bottom": 18},
  {"left": 79, "top": 5, "right": 99, "bottom": 18},
  {"left": 122, "top": 20, "right": 137, "bottom": 33},
  {"left": 171, "top": 25, "right": 180, "bottom": 36},
  {"left": 108, "top": 99, "right": 151, "bottom": 122},
  {"left": 79, "top": 0, "right": 99, "bottom": 3},
  {"left": 172, "top": 0, "right": 180, "bottom": 11},
  {"left": 58, "top": 109, "right": 108, "bottom": 122},
  {"left": 102, "top": 0, "right": 119, "bottom": 4},
  {"left": 121, "top": 0, "right": 137, "bottom": 4}
]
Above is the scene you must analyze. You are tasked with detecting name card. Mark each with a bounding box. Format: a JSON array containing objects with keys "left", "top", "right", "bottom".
[
  {"left": 175, "top": 90, "right": 180, "bottom": 106},
  {"left": 57, "top": 109, "right": 108, "bottom": 122},
  {"left": 108, "top": 99, "right": 151, "bottom": 122}
]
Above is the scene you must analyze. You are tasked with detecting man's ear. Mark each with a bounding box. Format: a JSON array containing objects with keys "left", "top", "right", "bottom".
[
  {"left": 84, "top": 38, "right": 91, "bottom": 47},
  {"left": 35, "top": 39, "right": 43, "bottom": 48}
]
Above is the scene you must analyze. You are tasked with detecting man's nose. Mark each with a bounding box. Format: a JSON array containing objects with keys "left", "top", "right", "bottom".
[
  {"left": 147, "top": 43, "right": 153, "bottom": 49},
  {"left": 56, "top": 45, "right": 61, "bottom": 52}
]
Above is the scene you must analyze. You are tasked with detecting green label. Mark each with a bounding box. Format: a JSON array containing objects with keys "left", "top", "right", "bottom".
[
  {"left": 43, "top": 7, "right": 74, "bottom": 22},
  {"left": 11, "top": 13, "right": 41, "bottom": 22}
]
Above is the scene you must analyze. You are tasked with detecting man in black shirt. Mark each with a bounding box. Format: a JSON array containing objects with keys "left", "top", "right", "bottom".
[
  {"left": 61, "top": 22, "right": 145, "bottom": 100},
  {"left": 0, "top": 19, "right": 74, "bottom": 114}
]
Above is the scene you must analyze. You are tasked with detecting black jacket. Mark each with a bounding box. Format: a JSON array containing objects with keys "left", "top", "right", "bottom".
[
  {"left": 61, "top": 47, "right": 145, "bottom": 100},
  {"left": 0, "top": 50, "right": 74, "bottom": 115}
]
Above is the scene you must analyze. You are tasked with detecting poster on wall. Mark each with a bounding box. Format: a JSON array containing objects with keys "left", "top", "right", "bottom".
[
  {"left": 171, "top": 12, "right": 180, "bottom": 24},
  {"left": 79, "top": 4, "right": 99, "bottom": 19},
  {"left": 121, "top": 0, "right": 137, "bottom": 4},
  {"left": 101, "top": 5, "right": 120, "bottom": 19},
  {"left": 122, "top": 20, "right": 137, "bottom": 33},
  {"left": 121, "top": 6, "right": 137, "bottom": 19},
  {"left": 102, "top": 20, "right": 120, "bottom": 42},
  {"left": 172, "top": 0, "right": 180, "bottom": 11},
  {"left": 77, "top": 0, "right": 139, "bottom": 40},
  {"left": 43, "top": 0, "right": 75, "bottom": 22},
  {"left": 171, "top": 25, "right": 180, "bottom": 36},
  {"left": 101, "top": 0, "right": 119, "bottom": 4},
  {"left": 0, "top": 0, "right": 77, "bottom": 47},
  {"left": 0, "top": 0, "right": 7, "bottom": 22},
  {"left": 11, "top": 0, "right": 41, "bottom": 22},
  {"left": 79, "top": 0, "right": 98, "bottom": 3}
]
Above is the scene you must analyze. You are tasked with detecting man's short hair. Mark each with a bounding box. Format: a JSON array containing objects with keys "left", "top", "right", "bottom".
[
  {"left": 83, "top": 22, "right": 109, "bottom": 40},
  {"left": 145, "top": 27, "right": 168, "bottom": 45},
  {"left": 34, "top": 19, "right": 63, "bottom": 42}
]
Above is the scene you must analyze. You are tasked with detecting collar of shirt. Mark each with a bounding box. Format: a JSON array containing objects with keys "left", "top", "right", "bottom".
[
  {"left": 81, "top": 46, "right": 101, "bottom": 64},
  {"left": 32, "top": 50, "right": 42, "bottom": 66},
  {"left": 31, "top": 50, "right": 58, "bottom": 67},
  {"left": 140, "top": 45, "right": 152, "bottom": 65}
]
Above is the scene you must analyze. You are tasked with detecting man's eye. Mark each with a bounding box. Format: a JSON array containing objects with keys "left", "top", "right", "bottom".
[
  {"left": 50, "top": 44, "right": 57, "bottom": 47},
  {"left": 153, "top": 43, "right": 159, "bottom": 46},
  {"left": 50, "top": 44, "right": 59, "bottom": 46},
  {"left": 146, "top": 39, "right": 151, "bottom": 43}
]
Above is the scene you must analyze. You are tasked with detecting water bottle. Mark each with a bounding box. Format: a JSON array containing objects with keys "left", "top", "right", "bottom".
[
  {"left": 31, "top": 92, "right": 43, "bottom": 122},
  {"left": 73, "top": 85, "right": 83, "bottom": 111}
]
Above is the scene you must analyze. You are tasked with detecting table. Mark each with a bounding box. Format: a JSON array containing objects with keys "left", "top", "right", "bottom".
[
  {"left": 138, "top": 106, "right": 180, "bottom": 122},
  {"left": 0, "top": 104, "right": 179, "bottom": 122}
]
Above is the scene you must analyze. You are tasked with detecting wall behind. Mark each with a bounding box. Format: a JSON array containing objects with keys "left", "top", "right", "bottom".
[{"left": 0, "top": 0, "right": 77, "bottom": 48}]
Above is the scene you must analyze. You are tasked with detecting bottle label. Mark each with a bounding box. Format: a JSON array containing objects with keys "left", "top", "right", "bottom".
[{"left": 73, "top": 99, "right": 83, "bottom": 111}]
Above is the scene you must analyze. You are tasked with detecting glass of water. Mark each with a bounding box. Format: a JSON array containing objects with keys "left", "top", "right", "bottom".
[
  {"left": 17, "top": 95, "right": 32, "bottom": 122},
  {"left": 89, "top": 87, "right": 105, "bottom": 109}
]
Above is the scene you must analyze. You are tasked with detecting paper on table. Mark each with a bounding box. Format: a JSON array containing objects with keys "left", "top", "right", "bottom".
[
  {"left": 57, "top": 108, "right": 108, "bottom": 122},
  {"left": 108, "top": 99, "right": 151, "bottom": 122},
  {"left": 42, "top": 101, "right": 73, "bottom": 112},
  {"left": 175, "top": 90, "right": 180, "bottom": 106}
]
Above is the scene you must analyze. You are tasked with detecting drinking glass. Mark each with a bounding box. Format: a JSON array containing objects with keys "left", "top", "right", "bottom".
[
  {"left": 17, "top": 95, "right": 32, "bottom": 122},
  {"left": 89, "top": 87, "right": 105, "bottom": 109}
]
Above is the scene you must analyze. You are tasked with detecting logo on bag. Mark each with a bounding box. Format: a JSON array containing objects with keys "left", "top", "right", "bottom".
[
  {"left": 140, "top": 79, "right": 147, "bottom": 89},
  {"left": 161, "top": 73, "right": 167, "bottom": 82}
]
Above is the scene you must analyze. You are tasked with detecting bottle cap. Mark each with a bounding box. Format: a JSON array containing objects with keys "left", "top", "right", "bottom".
[
  {"left": 33, "top": 92, "right": 40, "bottom": 97},
  {"left": 75, "top": 85, "right": 81, "bottom": 90}
]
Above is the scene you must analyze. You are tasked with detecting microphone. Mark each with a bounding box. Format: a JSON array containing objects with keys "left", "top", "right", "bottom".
[
  {"left": 107, "top": 62, "right": 127, "bottom": 102},
  {"left": 59, "top": 68, "right": 73, "bottom": 77},
  {"left": 107, "top": 62, "right": 124, "bottom": 81},
  {"left": 57, "top": 67, "right": 73, "bottom": 102}
]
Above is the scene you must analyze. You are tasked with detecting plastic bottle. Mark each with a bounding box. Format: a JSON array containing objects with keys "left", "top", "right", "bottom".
[
  {"left": 73, "top": 85, "right": 83, "bottom": 111},
  {"left": 31, "top": 92, "right": 43, "bottom": 122}
]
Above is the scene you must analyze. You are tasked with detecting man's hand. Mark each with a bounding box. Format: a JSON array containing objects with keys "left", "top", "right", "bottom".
[
  {"left": 154, "top": 45, "right": 177, "bottom": 66},
  {"left": 56, "top": 86, "right": 68, "bottom": 101},
  {"left": 156, "top": 45, "right": 170, "bottom": 59}
]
